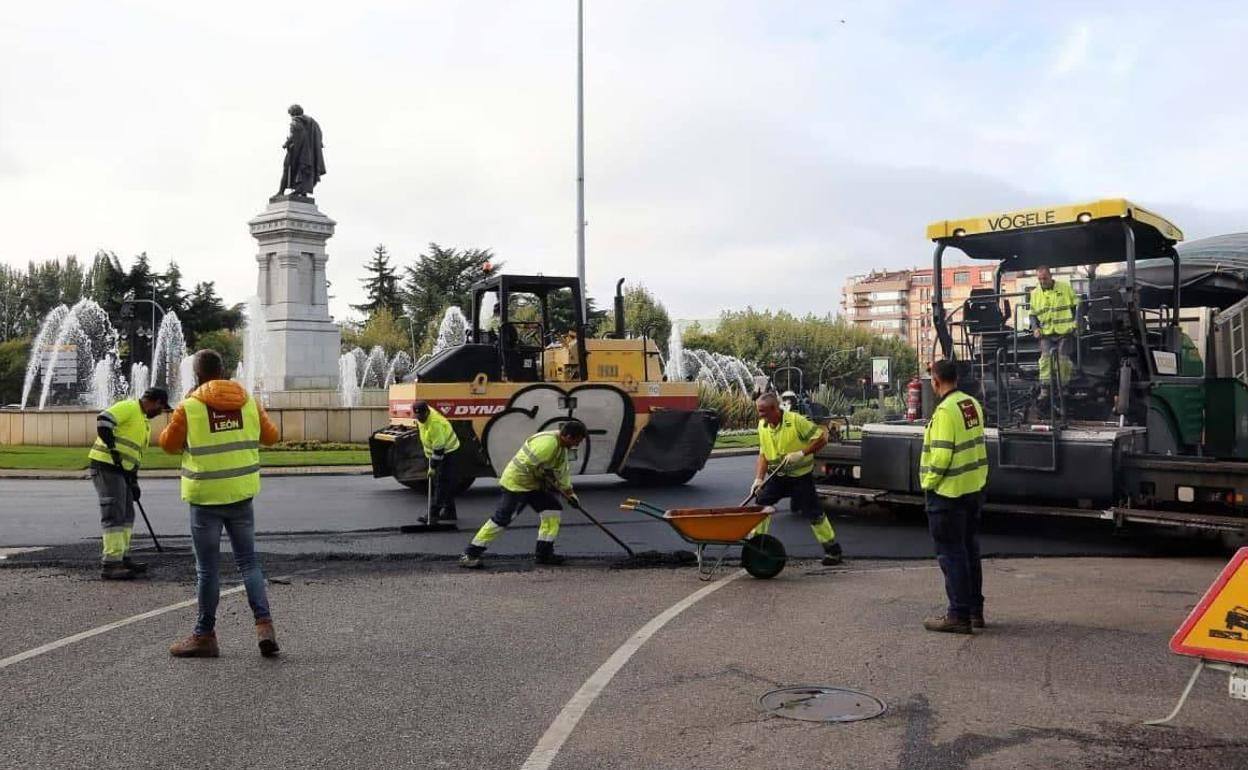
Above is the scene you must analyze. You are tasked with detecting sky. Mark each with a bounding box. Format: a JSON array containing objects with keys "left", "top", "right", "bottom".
[{"left": 3, "top": 0, "right": 1248, "bottom": 323}]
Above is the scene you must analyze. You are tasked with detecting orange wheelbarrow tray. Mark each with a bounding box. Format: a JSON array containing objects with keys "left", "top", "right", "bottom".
[{"left": 620, "top": 499, "right": 787, "bottom": 580}]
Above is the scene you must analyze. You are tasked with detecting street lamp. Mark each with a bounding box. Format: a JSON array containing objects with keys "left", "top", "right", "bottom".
[
  {"left": 396, "top": 314, "right": 418, "bottom": 361},
  {"left": 817, "top": 346, "right": 866, "bottom": 389},
  {"left": 119, "top": 296, "right": 166, "bottom": 372}
]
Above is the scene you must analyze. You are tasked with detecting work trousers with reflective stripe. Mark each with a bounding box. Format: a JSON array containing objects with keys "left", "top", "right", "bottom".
[
  {"left": 1038, "top": 334, "right": 1074, "bottom": 390},
  {"left": 465, "top": 489, "right": 562, "bottom": 557},
  {"left": 748, "top": 473, "right": 837, "bottom": 547},
  {"left": 925, "top": 491, "right": 984, "bottom": 620},
  {"left": 90, "top": 462, "right": 134, "bottom": 563}
]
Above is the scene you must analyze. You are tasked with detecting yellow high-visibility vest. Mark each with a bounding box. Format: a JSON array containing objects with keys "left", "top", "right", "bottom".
[
  {"left": 919, "top": 390, "right": 988, "bottom": 498},
  {"left": 418, "top": 409, "right": 461, "bottom": 458},
  {"left": 180, "top": 397, "right": 262, "bottom": 505},
  {"left": 87, "top": 399, "right": 150, "bottom": 471},
  {"left": 757, "top": 411, "right": 821, "bottom": 477},
  {"left": 1030, "top": 281, "right": 1078, "bottom": 336},
  {"left": 500, "top": 432, "right": 570, "bottom": 493}
]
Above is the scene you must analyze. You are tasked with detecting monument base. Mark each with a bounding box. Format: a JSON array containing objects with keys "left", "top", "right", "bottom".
[
  {"left": 249, "top": 196, "right": 340, "bottom": 392},
  {"left": 267, "top": 319, "right": 342, "bottom": 391}
]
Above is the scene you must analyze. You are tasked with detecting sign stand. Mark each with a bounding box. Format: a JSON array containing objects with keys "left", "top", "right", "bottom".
[{"left": 1145, "top": 547, "right": 1248, "bottom": 726}]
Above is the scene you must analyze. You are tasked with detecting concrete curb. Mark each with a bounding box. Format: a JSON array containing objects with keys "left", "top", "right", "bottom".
[{"left": 0, "top": 447, "right": 756, "bottom": 481}]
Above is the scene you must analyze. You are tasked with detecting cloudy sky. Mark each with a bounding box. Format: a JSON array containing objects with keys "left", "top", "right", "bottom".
[{"left": 3, "top": 0, "right": 1247, "bottom": 322}]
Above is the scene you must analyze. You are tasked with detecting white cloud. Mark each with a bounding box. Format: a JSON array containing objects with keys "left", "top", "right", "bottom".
[{"left": 2, "top": 0, "right": 1247, "bottom": 326}]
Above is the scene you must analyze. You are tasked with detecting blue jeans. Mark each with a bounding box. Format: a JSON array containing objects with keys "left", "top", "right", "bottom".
[
  {"left": 925, "top": 492, "right": 984, "bottom": 620},
  {"left": 189, "top": 499, "right": 271, "bottom": 635}
]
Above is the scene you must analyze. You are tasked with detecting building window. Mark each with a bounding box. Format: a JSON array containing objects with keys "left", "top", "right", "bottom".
[
  {"left": 954, "top": 272, "right": 969, "bottom": 284},
  {"left": 941, "top": 288, "right": 951, "bottom": 300},
  {"left": 980, "top": 269, "right": 993, "bottom": 283}
]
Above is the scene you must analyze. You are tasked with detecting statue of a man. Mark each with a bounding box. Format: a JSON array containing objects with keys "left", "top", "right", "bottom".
[{"left": 277, "top": 104, "right": 326, "bottom": 197}]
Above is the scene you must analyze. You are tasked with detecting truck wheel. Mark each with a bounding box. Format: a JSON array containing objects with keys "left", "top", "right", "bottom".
[{"left": 616, "top": 468, "right": 698, "bottom": 486}]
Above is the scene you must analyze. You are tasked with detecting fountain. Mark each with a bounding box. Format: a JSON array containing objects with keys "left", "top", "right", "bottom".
[
  {"left": 359, "top": 346, "right": 389, "bottom": 388},
  {"left": 673, "top": 348, "right": 760, "bottom": 398},
  {"left": 431, "top": 306, "right": 468, "bottom": 354},
  {"left": 151, "top": 312, "right": 187, "bottom": 399},
  {"left": 20, "top": 305, "right": 68, "bottom": 408},
  {"left": 90, "top": 356, "right": 122, "bottom": 410},
  {"left": 178, "top": 355, "right": 196, "bottom": 400},
  {"left": 23, "top": 299, "right": 119, "bottom": 410},
  {"left": 129, "top": 362, "right": 150, "bottom": 399},
  {"left": 235, "top": 296, "right": 270, "bottom": 400},
  {"left": 383, "top": 350, "right": 414, "bottom": 387},
  {"left": 667, "top": 323, "right": 685, "bottom": 381},
  {"left": 337, "top": 353, "right": 361, "bottom": 408}
]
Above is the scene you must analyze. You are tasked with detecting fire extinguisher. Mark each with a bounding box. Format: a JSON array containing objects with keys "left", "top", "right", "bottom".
[{"left": 906, "top": 377, "right": 922, "bottom": 421}]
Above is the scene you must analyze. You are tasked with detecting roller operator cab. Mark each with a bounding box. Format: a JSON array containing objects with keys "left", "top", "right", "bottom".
[
  {"left": 819, "top": 199, "right": 1248, "bottom": 534},
  {"left": 369, "top": 274, "right": 720, "bottom": 492}
]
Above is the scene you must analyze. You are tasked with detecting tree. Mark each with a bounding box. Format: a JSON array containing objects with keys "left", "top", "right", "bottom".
[
  {"left": 86, "top": 251, "right": 127, "bottom": 315},
  {"left": 156, "top": 261, "right": 188, "bottom": 317},
  {"left": 353, "top": 307, "right": 414, "bottom": 356},
  {"left": 401, "top": 243, "right": 500, "bottom": 349},
  {"left": 352, "top": 244, "right": 403, "bottom": 316},
  {"left": 596, "top": 284, "right": 672, "bottom": 351},
  {"left": 126, "top": 252, "right": 156, "bottom": 301},
  {"left": 195, "top": 329, "right": 242, "bottom": 374},
  {"left": 0, "top": 338, "right": 29, "bottom": 404},
  {"left": 181, "top": 281, "right": 242, "bottom": 346}
]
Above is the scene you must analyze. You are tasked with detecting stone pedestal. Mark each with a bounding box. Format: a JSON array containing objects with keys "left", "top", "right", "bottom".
[{"left": 248, "top": 195, "right": 341, "bottom": 390}]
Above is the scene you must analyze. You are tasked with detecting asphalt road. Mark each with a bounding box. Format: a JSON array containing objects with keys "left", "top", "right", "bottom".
[
  {"left": 0, "top": 456, "right": 1224, "bottom": 561},
  {"left": 2, "top": 557, "right": 1244, "bottom": 769}
]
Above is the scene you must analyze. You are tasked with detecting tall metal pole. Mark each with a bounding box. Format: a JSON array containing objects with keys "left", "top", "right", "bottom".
[{"left": 575, "top": 0, "right": 587, "bottom": 320}]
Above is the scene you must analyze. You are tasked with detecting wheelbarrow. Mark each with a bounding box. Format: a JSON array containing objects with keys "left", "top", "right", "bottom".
[{"left": 619, "top": 499, "right": 786, "bottom": 581}]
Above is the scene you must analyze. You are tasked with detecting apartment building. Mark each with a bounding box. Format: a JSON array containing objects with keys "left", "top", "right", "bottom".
[{"left": 840, "top": 270, "right": 912, "bottom": 341}]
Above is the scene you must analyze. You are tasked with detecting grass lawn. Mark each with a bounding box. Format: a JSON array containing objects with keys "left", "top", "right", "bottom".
[
  {"left": 714, "top": 433, "right": 759, "bottom": 449},
  {"left": 0, "top": 445, "right": 372, "bottom": 471}
]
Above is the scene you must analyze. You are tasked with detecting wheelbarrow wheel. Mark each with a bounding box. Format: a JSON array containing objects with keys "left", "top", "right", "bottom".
[{"left": 741, "top": 534, "right": 786, "bottom": 579}]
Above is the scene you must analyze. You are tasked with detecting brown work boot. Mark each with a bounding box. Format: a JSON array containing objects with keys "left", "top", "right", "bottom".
[
  {"left": 100, "top": 562, "right": 138, "bottom": 581},
  {"left": 923, "top": 614, "right": 973, "bottom": 635},
  {"left": 256, "top": 619, "right": 280, "bottom": 657},
  {"left": 971, "top": 612, "right": 986, "bottom": 629},
  {"left": 169, "top": 632, "right": 220, "bottom": 658}
]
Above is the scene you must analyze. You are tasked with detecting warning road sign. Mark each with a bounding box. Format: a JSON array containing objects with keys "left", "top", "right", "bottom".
[{"left": 1170, "top": 547, "right": 1248, "bottom": 665}]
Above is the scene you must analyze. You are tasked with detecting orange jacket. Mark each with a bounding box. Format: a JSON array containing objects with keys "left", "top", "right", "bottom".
[{"left": 159, "top": 379, "right": 279, "bottom": 454}]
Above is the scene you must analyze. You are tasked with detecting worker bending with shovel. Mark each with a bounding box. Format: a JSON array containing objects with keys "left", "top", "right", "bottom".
[
  {"left": 88, "top": 388, "right": 170, "bottom": 580},
  {"left": 460, "top": 420, "right": 587, "bottom": 569},
  {"left": 413, "top": 401, "right": 460, "bottom": 526},
  {"left": 749, "top": 392, "right": 843, "bottom": 566}
]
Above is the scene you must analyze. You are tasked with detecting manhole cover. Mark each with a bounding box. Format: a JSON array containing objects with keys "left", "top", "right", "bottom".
[{"left": 759, "top": 686, "right": 886, "bottom": 723}]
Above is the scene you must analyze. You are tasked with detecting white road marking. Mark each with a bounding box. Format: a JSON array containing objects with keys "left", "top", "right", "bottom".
[
  {"left": 0, "top": 547, "right": 48, "bottom": 560},
  {"left": 0, "top": 574, "right": 296, "bottom": 671},
  {"left": 520, "top": 570, "right": 746, "bottom": 770}
]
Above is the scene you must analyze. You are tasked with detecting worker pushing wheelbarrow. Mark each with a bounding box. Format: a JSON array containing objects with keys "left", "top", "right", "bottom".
[{"left": 620, "top": 461, "right": 792, "bottom": 581}]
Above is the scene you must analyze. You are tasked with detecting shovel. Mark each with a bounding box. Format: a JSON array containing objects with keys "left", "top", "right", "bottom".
[{"left": 399, "top": 465, "right": 457, "bottom": 533}]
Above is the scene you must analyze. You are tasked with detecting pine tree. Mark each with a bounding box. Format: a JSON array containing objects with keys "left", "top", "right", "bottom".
[
  {"left": 183, "top": 281, "right": 242, "bottom": 346},
  {"left": 352, "top": 244, "right": 403, "bottom": 316},
  {"left": 401, "top": 243, "right": 500, "bottom": 348},
  {"left": 156, "top": 261, "right": 188, "bottom": 316},
  {"left": 126, "top": 252, "right": 156, "bottom": 302}
]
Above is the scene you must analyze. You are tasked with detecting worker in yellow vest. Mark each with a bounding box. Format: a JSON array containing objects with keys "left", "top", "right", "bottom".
[
  {"left": 460, "top": 420, "right": 587, "bottom": 569},
  {"left": 919, "top": 359, "right": 989, "bottom": 635},
  {"left": 159, "top": 349, "right": 281, "bottom": 659},
  {"left": 749, "top": 392, "right": 843, "bottom": 565},
  {"left": 87, "top": 388, "right": 170, "bottom": 580},
  {"left": 414, "top": 401, "right": 462, "bottom": 526},
  {"left": 1029, "top": 265, "right": 1079, "bottom": 408}
]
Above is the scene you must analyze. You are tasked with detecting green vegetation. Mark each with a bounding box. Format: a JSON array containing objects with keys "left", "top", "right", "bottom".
[
  {"left": 714, "top": 432, "right": 759, "bottom": 449},
  {"left": 683, "top": 309, "right": 919, "bottom": 393},
  {"left": 0, "top": 444, "right": 371, "bottom": 471}
]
